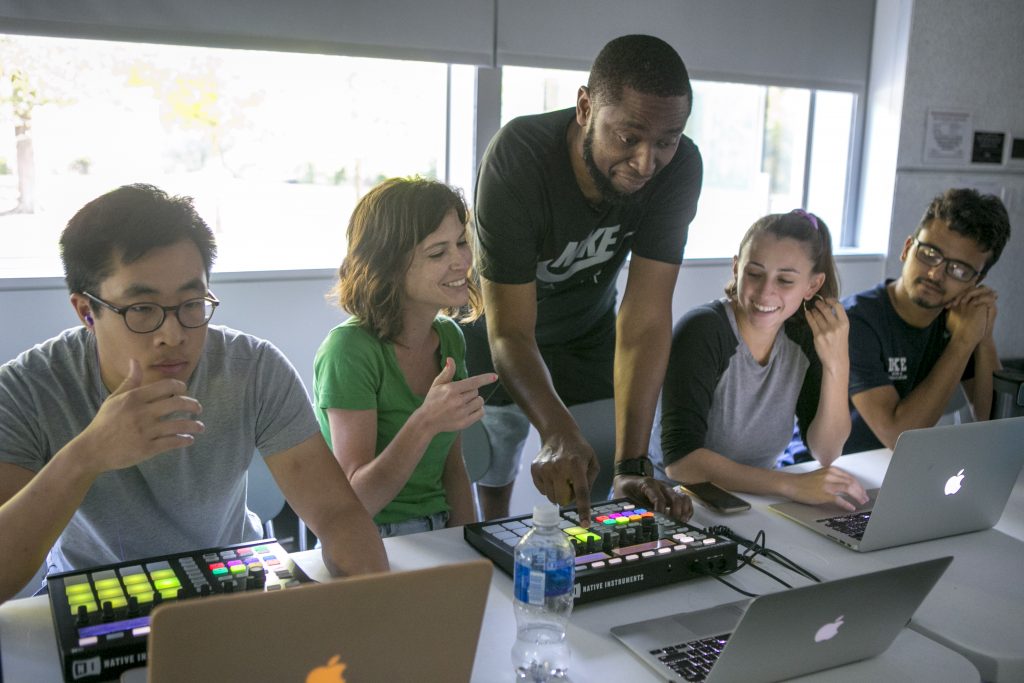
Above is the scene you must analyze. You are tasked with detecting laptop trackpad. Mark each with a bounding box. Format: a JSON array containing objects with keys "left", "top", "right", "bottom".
[{"left": 670, "top": 601, "right": 746, "bottom": 640}]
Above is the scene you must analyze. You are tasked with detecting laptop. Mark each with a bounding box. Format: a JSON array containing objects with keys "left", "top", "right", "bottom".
[
  {"left": 770, "top": 417, "right": 1024, "bottom": 551},
  {"left": 611, "top": 556, "right": 952, "bottom": 683},
  {"left": 121, "top": 560, "right": 491, "bottom": 683}
]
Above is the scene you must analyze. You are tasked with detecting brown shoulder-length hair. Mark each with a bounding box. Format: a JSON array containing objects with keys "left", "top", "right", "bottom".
[
  {"left": 725, "top": 210, "right": 840, "bottom": 302},
  {"left": 328, "top": 177, "right": 483, "bottom": 342}
]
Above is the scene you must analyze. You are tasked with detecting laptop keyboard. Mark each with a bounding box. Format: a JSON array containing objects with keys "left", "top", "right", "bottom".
[
  {"left": 823, "top": 511, "right": 872, "bottom": 540},
  {"left": 650, "top": 634, "right": 730, "bottom": 681}
]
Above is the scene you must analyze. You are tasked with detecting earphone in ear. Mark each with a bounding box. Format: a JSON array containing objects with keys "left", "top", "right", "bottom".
[{"left": 84, "top": 314, "right": 94, "bottom": 326}]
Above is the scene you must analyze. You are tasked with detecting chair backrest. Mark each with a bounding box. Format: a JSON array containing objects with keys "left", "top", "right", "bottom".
[
  {"left": 246, "top": 453, "right": 309, "bottom": 551},
  {"left": 569, "top": 399, "right": 616, "bottom": 501},
  {"left": 936, "top": 383, "right": 974, "bottom": 426},
  {"left": 460, "top": 420, "right": 493, "bottom": 483},
  {"left": 247, "top": 453, "right": 286, "bottom": 537}
]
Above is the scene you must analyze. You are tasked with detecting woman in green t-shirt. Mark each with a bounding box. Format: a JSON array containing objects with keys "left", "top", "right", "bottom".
[{"left": 314, "top": 178, "right": 496, "bottom": 537}]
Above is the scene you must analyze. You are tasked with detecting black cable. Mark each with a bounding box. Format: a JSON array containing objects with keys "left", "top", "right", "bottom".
[
  {"left": 710, "top": 574, "right": 759, "bottom": 598},
  {"left": 707, "top": 525, "right": 821, "bottom": 584},
  {"left": 691, "top": 561, "right": 761, "bottom": 598},
  {"left": 746, "top": 558, "right": 793, "bottom": 589}
]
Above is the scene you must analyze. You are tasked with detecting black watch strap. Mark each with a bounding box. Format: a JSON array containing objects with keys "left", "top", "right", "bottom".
[{"left": 613, "top": 455, "right": 653, "bottom": 478}]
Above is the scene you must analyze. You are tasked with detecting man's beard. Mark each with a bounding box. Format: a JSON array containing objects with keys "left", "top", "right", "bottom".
[
  {"left": 582, "top": 125, "right": 638, "bottom": 207},
  {"left": 909, "top": 277, "right": 949, "bottom": 310}
]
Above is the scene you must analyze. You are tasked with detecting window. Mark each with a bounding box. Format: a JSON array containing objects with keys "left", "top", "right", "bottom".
[
  {"left": 500, "top": 66, "right": 857, "bottom": 259},
  {"left": 0, "top": 34, "right": 473, "bottom": 277}
]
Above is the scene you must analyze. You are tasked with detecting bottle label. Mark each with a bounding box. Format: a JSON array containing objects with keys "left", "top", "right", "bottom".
[{"left": 513, "top": 557, "right": 574, "bottom": 605}]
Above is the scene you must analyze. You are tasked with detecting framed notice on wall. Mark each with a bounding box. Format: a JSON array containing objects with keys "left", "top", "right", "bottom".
[
  {"left": 924, "top": 109, "right": 971, "bottom": 165},
  {"left": 971, "top": 131, "right": 1006, "bottom": 164}
]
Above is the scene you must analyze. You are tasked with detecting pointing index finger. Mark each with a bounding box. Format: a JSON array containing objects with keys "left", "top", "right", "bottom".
[{"left": 453, "top": 373, "right": 499, "bottom": 392}]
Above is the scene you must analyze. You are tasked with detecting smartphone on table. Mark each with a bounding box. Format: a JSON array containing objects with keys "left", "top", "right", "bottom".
[{"left": 677, "top": 481, "right": 751, "bottom": 513}]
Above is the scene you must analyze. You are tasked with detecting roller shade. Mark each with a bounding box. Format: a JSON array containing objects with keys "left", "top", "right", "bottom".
[
  {"left": 496, "top": 0, "right": 874, "bottom": 91},
  {"left": 0, "top": 0, "right": 496, "bottom": 66}
]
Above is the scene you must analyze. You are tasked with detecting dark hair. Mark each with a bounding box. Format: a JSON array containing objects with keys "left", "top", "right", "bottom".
[
  {"left": 329, "top": 177, "right": 482, "bottom": 342},
  {"left": 59, "top": 184, "right": 217, "bottom": 296},
  {"left": 725, "top": 210, "right": 840, "bottom": 301},
  {"left": 587, "top": 34, "right": 692, "bottom": 108},
  {"left": 915, "top": 188, "right": 1011, "bottom": 276}
]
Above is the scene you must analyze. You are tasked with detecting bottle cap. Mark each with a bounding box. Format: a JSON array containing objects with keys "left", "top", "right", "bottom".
[{"left": 533, "top": 503, "right": 560, "bottom": 526}]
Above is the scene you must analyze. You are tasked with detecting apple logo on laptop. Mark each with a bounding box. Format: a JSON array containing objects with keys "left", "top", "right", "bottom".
[
  {"left": 814, "top": 615, "right": 844, "bottom": 643},
  {"left": 306, "top": 655, "right": 347, "bottom": 683},
  {"left": 944, "top": 469, "right": 966, "bottom": 496}
]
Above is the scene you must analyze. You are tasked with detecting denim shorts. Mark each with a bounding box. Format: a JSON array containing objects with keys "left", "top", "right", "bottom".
[{"left": 376, "top": 510, "right": 450, "bottom": 539}]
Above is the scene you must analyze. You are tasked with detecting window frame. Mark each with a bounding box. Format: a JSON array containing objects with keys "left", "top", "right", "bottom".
[{"left": 0, "top": 45, "right": 869, "bottom": 288}]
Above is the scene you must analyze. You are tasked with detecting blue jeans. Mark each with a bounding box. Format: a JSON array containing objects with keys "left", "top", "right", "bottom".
[{"left": 376, "top": 510, "right": 450, "bottom": 539}]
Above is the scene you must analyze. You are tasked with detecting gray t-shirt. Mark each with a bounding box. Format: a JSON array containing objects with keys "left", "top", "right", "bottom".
[
  {"left": 0, "top": 325, "right": 319, "bottom": 574},
  {"left": 658, "top": 299, "right": 820, "bottom": 470}
]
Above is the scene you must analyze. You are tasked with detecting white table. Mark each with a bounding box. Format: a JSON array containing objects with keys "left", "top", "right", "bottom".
[
  {"left": 2, "top": 448, "right": 1005, "bottom": 682},
  {"left": 2, "top": 534, "right": 979, "bottom": 681},
  {"left": 683, "top": 449, "right": 1024, "bottom": 682},
  {"left": 369, "top": 525, "right": 984, "bottom": 682}
]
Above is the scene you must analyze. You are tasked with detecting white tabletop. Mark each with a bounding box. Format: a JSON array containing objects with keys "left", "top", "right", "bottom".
[
  {"left": 357, "top": 524, "right": 983, "bottom": 683},
  {"left": 684, "top": 448, "right": 1024, "bottom": 683},
  {"left": 0, "top": 526, "right": 981, "bottom": 683},
  {"left": 3, "top": 448, "right": 1011, "bottom": 682}
]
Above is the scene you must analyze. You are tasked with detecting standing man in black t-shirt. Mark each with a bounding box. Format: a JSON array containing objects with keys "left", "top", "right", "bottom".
[
  {"left": 464, "top": 35, "right": 702, "bottom": 524},
  {"left": 843, "top": 188, "right": 1011, "bottom": 453}
]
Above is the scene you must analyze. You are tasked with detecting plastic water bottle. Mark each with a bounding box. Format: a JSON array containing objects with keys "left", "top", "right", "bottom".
[{"left": 511, "top": 503, "right": 575, "bottom": 681}]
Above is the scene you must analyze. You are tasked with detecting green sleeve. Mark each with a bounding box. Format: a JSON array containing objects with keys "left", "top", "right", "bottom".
[
  {"left": 313, "top": 322, "right": 383, "bottom": 411},
  {"left": 435, "top": 316, "right": 468, "bottom": 381}
]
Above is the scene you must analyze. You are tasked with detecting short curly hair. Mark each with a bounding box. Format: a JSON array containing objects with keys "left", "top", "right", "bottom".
[
  {"left": 329, "top": 177, "right": 482, "bottom": 342},
  {"left": 916, "top": 188, "right": 1011, "bottom": 277}
]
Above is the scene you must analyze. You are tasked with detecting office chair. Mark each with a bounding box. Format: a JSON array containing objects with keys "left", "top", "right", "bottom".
[
  {"left": 460, "top": 421, "right": 493, "bottom": 484},
  {"left": 568, "top": 398, "right": 617, "bottom": 501},
  {"left": 937, "top": 384, "right": 974, "bottom": 426},
  {"left": 247, "top": 453, "right": 308, "bottom": 551}
]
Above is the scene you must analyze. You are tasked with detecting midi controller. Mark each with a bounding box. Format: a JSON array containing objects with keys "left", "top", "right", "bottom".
[
  {"left": 46, "top": 538, "right": 312, "bottom": 682},
  {"left": 464, "top": 498, "right": 738, "bottom": 604}
]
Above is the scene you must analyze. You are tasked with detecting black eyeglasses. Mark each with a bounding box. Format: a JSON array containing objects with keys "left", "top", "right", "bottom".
[
  {"left": 912, "top": 239, "right": 980, "bottom": 283},
  {"left": 83, "top": 291, "right": 220, "bottom": 334}
]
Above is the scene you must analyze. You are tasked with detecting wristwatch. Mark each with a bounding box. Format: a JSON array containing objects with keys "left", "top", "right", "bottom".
[{"left": 613, "top": 455, "right": 653, "bottom": 478}]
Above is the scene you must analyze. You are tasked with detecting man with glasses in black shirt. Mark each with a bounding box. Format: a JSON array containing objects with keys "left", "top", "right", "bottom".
[
  {"left": 0, "top": 184, "right": 387, "bottom": 603},
  {"left": 842, "top": 188, "right": 1011, "bottom": 453}
]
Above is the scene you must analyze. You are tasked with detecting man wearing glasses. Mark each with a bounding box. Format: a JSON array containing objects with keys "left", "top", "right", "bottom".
[
  {"left": 842, "top": 188, "right": 1011, "bottom": 453},
  {"left": 0, "top": 184, "right": 387, "bottom": 603}
]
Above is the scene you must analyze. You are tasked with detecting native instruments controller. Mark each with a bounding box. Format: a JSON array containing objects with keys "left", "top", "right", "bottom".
[
  {"left": 46, "top": 539, "right": 312, "bottom": 682},
  {"left": 464, "top": 498, "right": 738, "bottom": 604}
]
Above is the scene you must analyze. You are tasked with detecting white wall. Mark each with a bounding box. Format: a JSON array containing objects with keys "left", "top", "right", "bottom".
[{"left": 0, "top": 257, "right": 884, "bottom": 393}]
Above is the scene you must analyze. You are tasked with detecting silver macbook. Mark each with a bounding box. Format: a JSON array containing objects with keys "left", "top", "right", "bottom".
[
  {"left": 770, "top": 417, "right": 1024, "bottom": 551},
  {"left": 120, "top": 560, "right": 492, "bottom": 683},
  {"left": 611, "top": 556, "right": 952, "bottom": 683}
]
